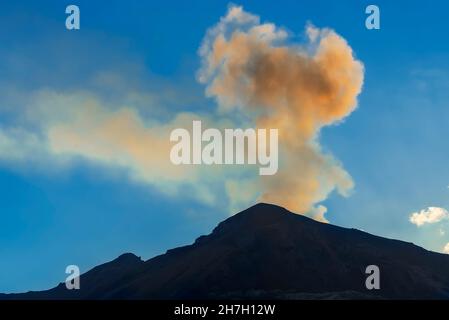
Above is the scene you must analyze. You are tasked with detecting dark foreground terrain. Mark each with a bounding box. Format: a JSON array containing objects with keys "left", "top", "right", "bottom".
[{"left": 2, "top": 203, "right": 449, "bottom": 299}]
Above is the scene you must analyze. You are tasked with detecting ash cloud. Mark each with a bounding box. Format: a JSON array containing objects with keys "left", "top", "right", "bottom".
[
  {"left": 198, "top": 5, "right": 364, "bottom": 220},
  {"left": 0, "top": 5, "right": 364, "bottom": 221}
]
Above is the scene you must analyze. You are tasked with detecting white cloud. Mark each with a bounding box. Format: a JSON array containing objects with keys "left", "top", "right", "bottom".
[
  {"left": 409, "top": 207, "right": 449, "bottom": 227},
  {"left": 306, "top": 205, "right": 329, "bottom": 223},
  {"left": 443, "top": 243, "right": 449, "bottom": 254}
]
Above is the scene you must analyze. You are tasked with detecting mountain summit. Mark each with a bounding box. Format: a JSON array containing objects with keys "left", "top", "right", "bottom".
[{"left": 3, "top": 203, "right": 449, "bottom": 299}]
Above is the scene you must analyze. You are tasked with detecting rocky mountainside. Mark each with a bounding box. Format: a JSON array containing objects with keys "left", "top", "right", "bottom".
[{"left": 3, "top": 203, "right": 449, "bottom": 299}]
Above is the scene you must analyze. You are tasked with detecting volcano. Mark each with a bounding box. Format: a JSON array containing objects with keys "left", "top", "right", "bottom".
[{"left": 2, "top": 203, "right": 449, "bottom": 299}]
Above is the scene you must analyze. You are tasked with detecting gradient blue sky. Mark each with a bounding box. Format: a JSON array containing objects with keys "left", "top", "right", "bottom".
[{"left": 1, "top": 0, "right": 449, "bottom": 292}]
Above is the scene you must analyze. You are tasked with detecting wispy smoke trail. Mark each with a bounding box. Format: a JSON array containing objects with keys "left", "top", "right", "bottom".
[{"left": 0, "top": 5, "right": 364, "bottom": 221}]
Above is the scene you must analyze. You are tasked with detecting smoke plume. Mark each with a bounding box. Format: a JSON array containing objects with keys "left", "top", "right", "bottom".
[
  {"left": 198, "top": 6, "right": 364, "bottom": 220},
  {"left": 0, "top": 5, "right": 364, "bottom": 221}
]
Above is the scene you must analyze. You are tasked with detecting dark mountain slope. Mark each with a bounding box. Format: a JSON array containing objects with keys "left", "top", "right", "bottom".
[{"left": 2, "top": 203, "right": 449, "bottom": 299}]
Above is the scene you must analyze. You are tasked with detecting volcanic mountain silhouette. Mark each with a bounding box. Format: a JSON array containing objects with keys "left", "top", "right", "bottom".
[{"left": 2, "top": 203, "right": 449, "bottom": 299}]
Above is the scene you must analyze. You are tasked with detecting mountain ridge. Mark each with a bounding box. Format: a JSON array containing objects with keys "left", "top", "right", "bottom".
[{"left": 2, "top": 203, "right": 449, "bottom": 300}]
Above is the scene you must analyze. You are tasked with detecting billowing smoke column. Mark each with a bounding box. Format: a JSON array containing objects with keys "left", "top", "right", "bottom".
[{"left": 198, "top": 6, "right": 364, "bottom": 221}]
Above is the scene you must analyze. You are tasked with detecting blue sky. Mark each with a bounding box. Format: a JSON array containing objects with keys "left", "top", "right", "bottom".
[{"left": 1, "top": 0, "right": 449, "bottom": 292}]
